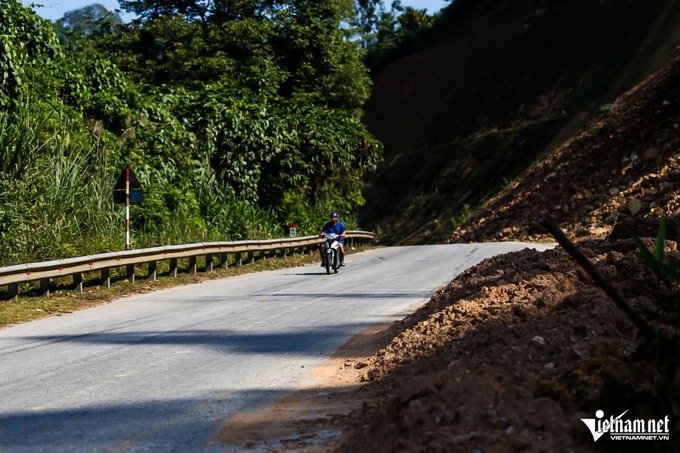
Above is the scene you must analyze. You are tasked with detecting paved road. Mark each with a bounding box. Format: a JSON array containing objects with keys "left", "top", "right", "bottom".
[{"left": 0, "top": 243, "right": 552, "bottom": 452}]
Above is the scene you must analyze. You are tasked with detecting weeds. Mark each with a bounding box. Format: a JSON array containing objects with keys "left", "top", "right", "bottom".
[
  {"left": 625, "top": 216, "right": 680, "bottom": 379},
  {"left": 451, "top": 204, "right": 476, "bottom": 231}
]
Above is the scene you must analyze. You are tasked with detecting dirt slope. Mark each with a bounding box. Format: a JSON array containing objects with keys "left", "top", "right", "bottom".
[
  {"left": 450, "top": 56, "right": 680, "bottom": 244},
  {"left": 360, "top": 0, "right": 680, "bottom": 245}
]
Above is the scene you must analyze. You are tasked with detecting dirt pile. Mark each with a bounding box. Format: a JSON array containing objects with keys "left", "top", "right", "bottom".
[{"left": 338, "top": 235, "right": 677, "bottom": 452}]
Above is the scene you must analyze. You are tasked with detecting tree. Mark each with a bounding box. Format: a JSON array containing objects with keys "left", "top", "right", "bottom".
[
  {"left": 351, "top": 0, "right": 383, "bottom": 49},
  {"left": 53, "top": 4, "right": 123, "bottom": 47},
  {"left": 105, "top": 0, "right": 380, "bottom": 212},
  {"left": 361, "top": 0, "right": 438, "bottom": 71},
  {"left": 0, "top": 0, "right": 62, "bottom": 107},
  {"left": 118, "top": 0, "right": 272, "bottom": 24}
]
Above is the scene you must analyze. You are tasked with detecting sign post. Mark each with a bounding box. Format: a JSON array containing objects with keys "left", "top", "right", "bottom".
[
  {"left": 289, "top": 222, "right": 297, "bottom": 238},
  {"left": 114, "top": 165, "right": 143, "bottom": 250}
]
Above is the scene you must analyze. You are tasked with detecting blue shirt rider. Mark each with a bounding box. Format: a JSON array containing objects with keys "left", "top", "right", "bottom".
[{"left": 320, "top": 211, "right": 346, "bottom": 266}]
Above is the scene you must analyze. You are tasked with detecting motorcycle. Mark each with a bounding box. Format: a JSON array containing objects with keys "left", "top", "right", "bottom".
[{"left": 322, "top": 233, "right": 343, "bottom": 274}]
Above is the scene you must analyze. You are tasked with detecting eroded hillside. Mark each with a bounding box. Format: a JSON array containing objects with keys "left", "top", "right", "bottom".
[
  {"left": 360, "top": 0, "right": 680, "bottom": 245},
  {"left": 450, "top": 56, "right": 680, "bottom": 244}
]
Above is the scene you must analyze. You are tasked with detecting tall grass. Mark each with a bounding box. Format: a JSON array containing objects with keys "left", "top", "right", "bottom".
[
  {"left": 0, "top": 101, "right": 54, "bottom": 178},
  {"left": 0, "top": 102, "right": 123, "bottom": 263}
]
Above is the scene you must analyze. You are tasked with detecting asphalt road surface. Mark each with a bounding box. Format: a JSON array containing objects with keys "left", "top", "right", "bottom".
[{"left": 0, "top": 243, "right": 553, "bottom": 452}]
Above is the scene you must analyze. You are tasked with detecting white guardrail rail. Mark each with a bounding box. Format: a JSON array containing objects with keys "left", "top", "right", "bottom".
[{"left": 0, "top": 231, "right": 376, "bottom": 299}]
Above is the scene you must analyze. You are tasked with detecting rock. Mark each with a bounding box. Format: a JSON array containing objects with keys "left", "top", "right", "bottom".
[
  {"left": 624, "top": 198, "right": 643, "bottom": 216},
  {"left": 588, "top": 226, "right": 610, "bottom": 236},
  {"left": 643, "top": 147, "right": 659, "bottom": 161},
  {"left": 531, "top": 335, "right": 546, "bottom": 346}
]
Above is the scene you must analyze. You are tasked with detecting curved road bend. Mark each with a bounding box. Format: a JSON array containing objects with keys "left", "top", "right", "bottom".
[{"left": 0, "top": 242, "right": 553, "bottom": 452}]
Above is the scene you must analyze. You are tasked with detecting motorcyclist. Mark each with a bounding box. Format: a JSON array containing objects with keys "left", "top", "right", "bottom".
[{"left": 319, "top": 211, "right": 346, "bottom": 267}]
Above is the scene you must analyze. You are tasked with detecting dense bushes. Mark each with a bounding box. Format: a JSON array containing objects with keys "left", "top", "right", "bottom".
[{"left": 0, "top": 0, "right": 381, "bottom": 265}]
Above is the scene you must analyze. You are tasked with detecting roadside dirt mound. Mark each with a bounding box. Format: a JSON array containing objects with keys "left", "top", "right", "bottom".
[{"left": 338, "top": 235, "right": 677, "bottom": 452}]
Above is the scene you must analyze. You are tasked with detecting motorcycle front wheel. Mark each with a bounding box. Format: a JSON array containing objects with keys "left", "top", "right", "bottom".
[
  {"left": 333, "top": 250, "right": 340, "bottom": 273},
  {"left": 325, "top": 250, "right": 332, "bottom": 275}
]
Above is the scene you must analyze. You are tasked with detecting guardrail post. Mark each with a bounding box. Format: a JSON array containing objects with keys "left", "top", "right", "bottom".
[
  {"left": 189, "top": 256, "right": 197, "bottom": 275},
  {"left": 148, "top": 261, "right": 157, "bottom": 281},
  {"left": 235, "top": 253, "right": 242, "bottom": 266},
  {"left": 39, "top": 259, "right": 52, "bottom": 297},
  {"left": 205, "top": 254, "right": 213, "bottom": 273},
  {"left": 126, "top": 264, "right": 135, "bottom": 283},
  {"left": 220, "top": 253, "right": 228, "bottom": 269},
  {"left": 8, "top": 282, "right": 18, "bottom": 300},
  {"left": 169, "top": 258, "right": 178, "bottom": 277},
  {"left": 248, "top": 251, "right": 254, "bottom": 264},
  {"left": 40, "top": 278, "right": 50, "bottom": 297},
  {"left": 7, "top": 262, "right": 18, "bottom": 300},
  {"left": 101, "top": 268, "right": 111, "bottom": 288},
  {"left": 73, "top": 273, "right": 83, "bottom": 292}
]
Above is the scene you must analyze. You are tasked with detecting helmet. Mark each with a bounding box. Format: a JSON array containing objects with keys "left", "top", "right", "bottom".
[{"left": 330, "top": 211, "right": 339, "bottom": 219}]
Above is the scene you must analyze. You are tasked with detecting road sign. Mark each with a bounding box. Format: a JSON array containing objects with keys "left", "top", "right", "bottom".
[{"left": 114, "top": 165, "right": 143, "bottom": 204}]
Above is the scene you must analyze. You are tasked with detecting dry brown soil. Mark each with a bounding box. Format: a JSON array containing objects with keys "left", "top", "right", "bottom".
[{"left": 212, "top": 58, "right": 680, "bottom": 451}]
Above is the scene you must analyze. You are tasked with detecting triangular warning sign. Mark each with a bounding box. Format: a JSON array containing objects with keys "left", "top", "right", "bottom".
[{"left": 114, "top": 165, "right": 142, "bottom": 190}]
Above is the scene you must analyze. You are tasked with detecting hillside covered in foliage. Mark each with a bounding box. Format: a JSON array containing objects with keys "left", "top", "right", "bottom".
[{"left": 1, "top": 0, "right": 407, "bottom": 265}]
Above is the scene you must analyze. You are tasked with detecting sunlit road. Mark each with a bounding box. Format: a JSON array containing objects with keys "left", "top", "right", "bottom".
[{"left": 0, "top": 243, "right": 553, "bottom": 452}]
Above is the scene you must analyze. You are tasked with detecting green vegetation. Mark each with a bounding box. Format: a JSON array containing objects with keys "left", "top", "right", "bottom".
[
  {"left": 451, "top": 204, "right": 476, "bottom": 230},
  {"left": 0, "top": 0, "right": 388, "bottom": 266},
  {"left": 627, "top": 217, "right": 680, "bottom": 363}
]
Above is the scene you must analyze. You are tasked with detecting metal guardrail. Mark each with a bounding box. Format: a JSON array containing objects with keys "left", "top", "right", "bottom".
[{"left": 1, "top": 231, "right": 376, "bottom": 299}]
